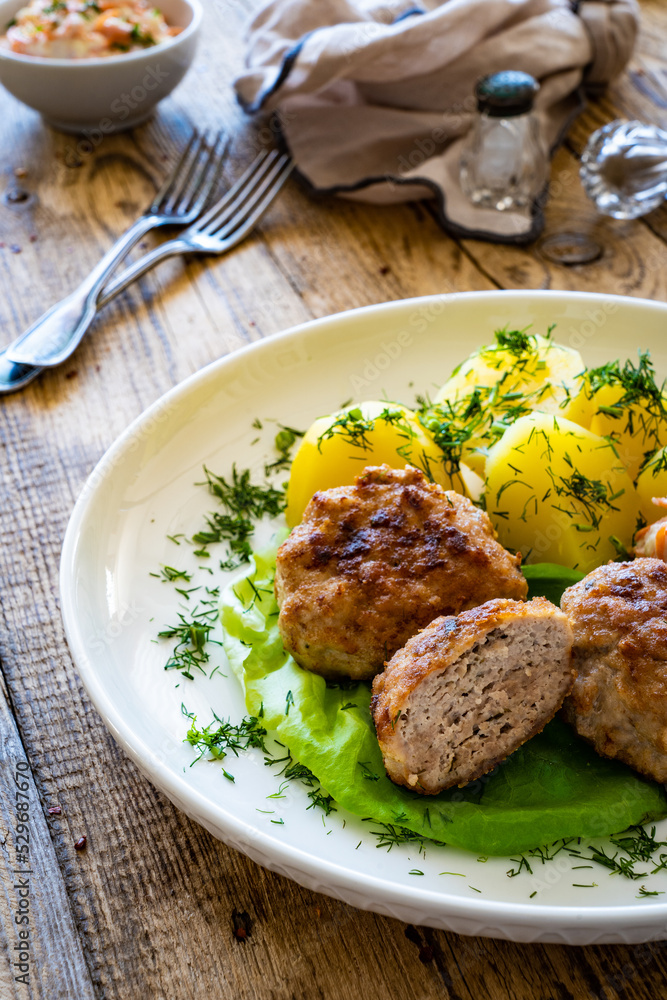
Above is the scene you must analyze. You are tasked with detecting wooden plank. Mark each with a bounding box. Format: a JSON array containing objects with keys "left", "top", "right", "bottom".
[{"left": 0, "top": 671, "right": 96, "bottom": 1000}]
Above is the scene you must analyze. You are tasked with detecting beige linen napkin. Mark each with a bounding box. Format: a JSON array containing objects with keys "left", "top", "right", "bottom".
[{"left": 235, "top": 0, "right": 639, "bottom": 243}]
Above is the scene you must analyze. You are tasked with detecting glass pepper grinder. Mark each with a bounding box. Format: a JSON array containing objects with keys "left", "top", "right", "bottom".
[
  {"left": 460, "top": 70, "right": 547, "bottom": 212},
  {"left": 580, "top": 119, "right": 667, "bottom": 220}
]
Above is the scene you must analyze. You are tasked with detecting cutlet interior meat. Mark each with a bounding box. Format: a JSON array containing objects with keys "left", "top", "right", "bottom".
[
  {"left": 371, "top": 597, "right": 574, "bottom": 794},
  {"left": 274, "top": 464, "right": 528, "bottom": 680},
  {"left": 561, "top": 558, "right": 667, "bottom": 783}
]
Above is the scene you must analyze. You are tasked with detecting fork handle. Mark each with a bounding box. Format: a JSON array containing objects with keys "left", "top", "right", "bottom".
[
  {"left": 97, "top": 237, "right": 194, "bottom": 307},
  {"left": 5, "top": 214, "right": 160, "bottom": 368}
]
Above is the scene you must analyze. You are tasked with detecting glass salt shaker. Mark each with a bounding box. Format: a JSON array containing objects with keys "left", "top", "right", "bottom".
[
  {"left": 580, "top": 119, "right": 667, "bottom": 220},
  {"left": 460, "top": 71, "right": 547, "bottom": 211}
]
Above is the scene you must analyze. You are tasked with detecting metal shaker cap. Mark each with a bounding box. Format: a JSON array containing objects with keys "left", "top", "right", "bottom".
[{"left": 475, "top": 71, "right": 540, "bottom": 118}]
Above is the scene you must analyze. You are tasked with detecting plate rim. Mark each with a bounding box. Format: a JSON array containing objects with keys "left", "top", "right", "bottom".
[{"left": 60, "top": 289, "right": 667, "bottom": 937}]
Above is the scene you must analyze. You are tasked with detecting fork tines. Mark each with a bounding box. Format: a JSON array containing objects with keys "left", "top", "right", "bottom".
[
  {"left": 192, "top": 149, "right": 294, "bottom": 239},
  {"left": 151, "top": 129, "right": 228, "bottom": 218}
]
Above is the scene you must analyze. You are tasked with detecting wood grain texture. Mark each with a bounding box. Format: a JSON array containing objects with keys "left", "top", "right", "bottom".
[
  {"left": 2, "top": 1, "right": 667, "bottom": 998},
  {"left": 0, "top": 674, "right": 96, "bottom": 999}
]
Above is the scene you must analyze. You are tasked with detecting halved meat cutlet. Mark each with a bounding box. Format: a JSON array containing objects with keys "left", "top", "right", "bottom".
[{"left": 371, "top": 597, "right": 574, "bottom": 794}]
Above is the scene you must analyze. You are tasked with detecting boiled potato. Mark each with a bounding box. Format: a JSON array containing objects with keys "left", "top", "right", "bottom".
[
  {"left": 430, "top": 331, "right": 583, "bottom": 475},
  {"left": 560, "top": 358, "right": 667, "bottom": 481},
  {"left": 636, "top": 447, "right": 667, "bottom": 525},
  {"left": 285, "top": 400, "right": 460, "bottom": 526},
  {"left": 485, "top": 412, "right": 639, "bottom": 573}
]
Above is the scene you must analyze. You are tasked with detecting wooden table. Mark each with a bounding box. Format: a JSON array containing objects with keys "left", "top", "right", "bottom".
[{"left": 2, "top": 2, "right": 667, "bottom": 997}]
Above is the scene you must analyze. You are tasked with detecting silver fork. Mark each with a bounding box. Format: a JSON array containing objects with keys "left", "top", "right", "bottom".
[
  {"left": 0, "top": 150, "right": 293, "bottom": 391},
  {"left": 95, "top": 150, "right": 294, "bottom": 315},
  {"left": 3, "top": 149, "right": 293, "bottom": 378},
  {"left": 3, "top": 129, "right": 227, "bottom": 372}
]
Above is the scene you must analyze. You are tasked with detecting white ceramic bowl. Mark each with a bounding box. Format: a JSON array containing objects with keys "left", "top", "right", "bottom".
[
  {"left": 60, "top": 290, "right": 667, "bottom": 945},
  {"left": 0, "top": 0, "right": 202, "bottom": 132}
]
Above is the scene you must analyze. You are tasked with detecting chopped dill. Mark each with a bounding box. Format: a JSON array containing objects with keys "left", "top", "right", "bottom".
[
  {"left": 269, "top": 751, "right": 339, "bottom": 815},
  {"left": 363, "top": 820, "right": 446, "bottom": 853},
  {"left": 487, "top": 326, "right": 538, "bottom": 359},
  {"left": 503, "top": 840, "right": 575, "bottom": 879},
  {"left": 637, "top": 886, "right": 665, "bottom": 898},
  {"left": 316, "top": 406, "right": 426, "bottom": 471},
  {"left": 158, "top": 587, "right": 222, "bottom": 678},
  {"left": 151, "top": 565, "right": 192, "bottom": 583},
  {"left": 580, "top": 352, "right": 667, "bottom": 458},
  {"left": 417, "top": 328, "right": 560, "bottom": 478},
  {"left": 546, "top": 467, "right": 620, "bottom": 531},
  {"left": 192, "top": 465, "right": 285, "bottom": 568},
  {"left": 264, "top": 424, "right": 304, "bottom": 475},
  {"left": 507, "top": 856, "right": 533, "bottom": 877},
  {"left": 584, "top": 826, "right": 667, "bottom": 880},
  {"left": 609, "top": 535, "right": 631, "bottom": 560},
  {"left": 591, "top": 851, "right": 629, "bottom": 879},
  {"left": 184, "top": 710, "right": 338, "bottom": 815},
  {"left": 307, "top": 789, "right": 336, "bottom": 816},
  {"left": 642, "top": 448, "right": 667, "bottom": 478},
  {"left": 614, "top": 825, "right": 667, "bottom": 862},
  {"left": 277, "top": 760, "right": 318, "bottom": 786},
  {"left": 317, "top": 406, "right": 376, "bottom": 452},
  {"left": 527, "top": 840, "right": 572, "bottom": 863},
  {"left": 183, "top": 710, "right": 268, "bottom": 767}
]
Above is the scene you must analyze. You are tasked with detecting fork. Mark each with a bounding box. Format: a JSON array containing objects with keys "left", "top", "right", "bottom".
[
  {"left": 0, "top": 150, "right": 293, "bottom": 391},
  {"left": 3, "top": 149, "right": 293, "bottom": 379},
  {"left": 3, "top": 129, "right": 227, "bottom": 372},
  {"left": 94, "top": 149, "right": 294, "bottom": 314}
]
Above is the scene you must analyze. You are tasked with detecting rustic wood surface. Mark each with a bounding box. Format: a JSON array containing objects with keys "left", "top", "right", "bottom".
[{"left": 2, "top": 1, "right": 667, "bottom": 997}]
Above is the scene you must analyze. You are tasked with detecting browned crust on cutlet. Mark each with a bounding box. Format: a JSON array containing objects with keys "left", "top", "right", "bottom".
[
  {"left": 561, "top": 558, "right": 667, "bottom": 782},
  {"left": 371, "top": 597, "right": 575, "bottom": 793},
  {"left": 275, "top": 465, "right": 528, "bottom": 681}
]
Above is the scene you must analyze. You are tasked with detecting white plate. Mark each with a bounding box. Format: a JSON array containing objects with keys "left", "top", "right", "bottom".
[{"left": 61, "top": 290, "right": 667, "bottom": 945}]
